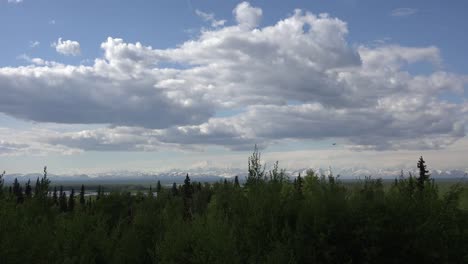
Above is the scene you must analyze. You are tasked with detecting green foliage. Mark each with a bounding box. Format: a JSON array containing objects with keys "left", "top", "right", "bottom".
[
  {"left": 246, "top": 144, "right": 265, "bottom": 186},
  {"left": 68, "top": 188, "right": 75, "bottom": 212},
  {"left": 0, "top": 156, "right": 468, "bottom": 263}
]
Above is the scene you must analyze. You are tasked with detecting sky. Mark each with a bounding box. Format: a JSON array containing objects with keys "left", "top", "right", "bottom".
[{"left": 0, "top": 0, "right": 467, "bottom": 175}]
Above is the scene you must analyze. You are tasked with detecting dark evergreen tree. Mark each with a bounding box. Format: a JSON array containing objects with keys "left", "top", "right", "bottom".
[
  {"left": 68, "top": 189, "right": 75, "bottom": 211},
  {"left": 183, "top": 174, "right": 193, "bottom": 221},
  {"left": 79, "top": 184, "right": 85, "bottom": 205},
  {"left": 0, "top": 171, "right": 4, "bottom": 197},
  {"left": 296, "top": 173, "right": 303, "bottom": 193},
  {"left": 12, "top": 178, "right": 20, "bottom": 197},
  {"left": 417, "top": 156, "right": 430, "bottom": 190},
  {"left": 25, "top": 179, "right": 32, "bottom": 198},
  {"left": 171, "top": 182, "right": 178, "bottom": 196},
  {"left": 52, "top": 186, "right": 58, "bottom": 205},
  {"left": 156, "top": 180, "right": 162, "bottom": 193},
  {"left": 59, "top": 186, "right": 67, "bottom": 212},
  {"left": 234, "top": 175, "right": 240, "bottom": 188},
  {"left": 34, "top": 177, "right": 40, "bottom": 197},
  {"left": 40, "top": 166, "right": 51, "bottom": 198}
]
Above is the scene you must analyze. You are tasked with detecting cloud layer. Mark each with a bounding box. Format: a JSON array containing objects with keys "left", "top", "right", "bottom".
[{"left": 0, "top": 2, "right": 466, "bottom": 155}]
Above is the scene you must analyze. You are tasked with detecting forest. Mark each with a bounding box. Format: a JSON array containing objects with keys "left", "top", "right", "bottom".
[{"left": 0, "top": 150, "right": 467, "bottom": 264}]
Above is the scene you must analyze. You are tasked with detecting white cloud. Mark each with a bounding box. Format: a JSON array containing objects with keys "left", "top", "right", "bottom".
[
  {"left": 17, "top": 54, "right": 61, "bottom": 66},
  {"left": 390, "top": 8, "right": 418, "bottom": 17},
  {"left": 0, "top": 2, "right": 467, "bottom": 155},
  {"left": 0, "top": 128, "right": 80, "bottom": 157},
  {"left": 7, "top": 0, "right": 23, "bottom": 4},
  {"left": 52, "top": 37, "right": 81, "bottom": 56},
  {"left": 233, "top": 1, "right": 262, "bottom": 29},
  {"left": 195, "top": 9, "right": 226, "bottom": 27},
  {"left": 49, "top": 19, "right": 56, "bottom": 25}
]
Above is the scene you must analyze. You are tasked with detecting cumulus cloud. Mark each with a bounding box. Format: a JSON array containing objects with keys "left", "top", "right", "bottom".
[
  {"left": 0, "top": 2, "right": 467, "bottom": 154},
  {"left": 195, "top": 9, "right": 226, "bottom": 27},
  {"left": 52, "top": 38, "right": 81, "bottom": 56},
  {"left": 233, "top": 1, "right": 262, "bottom": 29},
  {"left": 390, "top": 8, "right": 418, "bottom": 17}
]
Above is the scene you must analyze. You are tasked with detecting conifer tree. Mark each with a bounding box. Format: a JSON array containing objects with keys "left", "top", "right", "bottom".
[
  {"left": 183, "top": 174, "right": 193, "bottom": 221},
  {"left": 25, "top": 179, "right": 32, "bottom": 198},
  {"left": 68, "top": 188, "right": 75, "bottom": 211},
  {"left": 156, "top": 180, "right": 162, "bottom": 193},
  {"left": 41, "top": 166, "right": 50, "bottom": 197},
  {"left": 59, "top": 186, "right": 67, "bottom": 212},
  {"left": 79, "top": 184, "right": 85, "bottom": 205},
  {"left": 0, "top": 171, "right": 4, "bottom": 197},
  {"left": 34, "top": 177, "right": 40, "bottom": 197},
  {"left": 417, "top": 156, "right": 430, "bottom": 190},
  {"left": 13, "top": 178, "right": 20, "bottom": 197},
  {"left": 234, "top": 175, "right": 240, "bottom": 188},
  {"left": 52, "top": 186, "right": 58, "bottom": 205},
  {"left": 97, "top": 185, "right": 102, "bottom": 200},
  {"left": 171, "top": 182, "right": 178, "bottom": 196},
  {"left": 295, "top": 173, "right": 304, "bottom": 196}
]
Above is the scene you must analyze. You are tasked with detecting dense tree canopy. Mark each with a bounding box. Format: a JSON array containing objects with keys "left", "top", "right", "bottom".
[{"left": 0, "top": 153, "right": 467, "bottom": 263}]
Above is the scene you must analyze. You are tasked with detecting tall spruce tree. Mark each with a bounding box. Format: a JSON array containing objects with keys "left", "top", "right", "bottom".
[
  {"left": 417, "top": 156, "right": 430, "bottom": 190},
  {"left": 13, "top": 178, "right": 20, "bottom": 197},
  {"left": 39, "top": 166, "right": 50, "bottom": 198},
  {"left": 59, "top": 186, "right": 67, "bottom": 212},
  {"left": 52, "top": 186, "right": 58, "bottom": 205},
  {"left": 25, "top": 179, "right": 32, "bottom": 198},
  {"left": 34, "top": 177, "right": 40, "bottom": 197},
  {"left": 183, "top": 174, "right": 193, "bottom": 221},
  {"left": 97, "top": 185, "right": 102, "bottom": 200},
  {"left": 295, "top": 173, "right": 303, "bottom": 193},
  {"left": 79, "top": 184, "right": 85, "bottom": 205}
]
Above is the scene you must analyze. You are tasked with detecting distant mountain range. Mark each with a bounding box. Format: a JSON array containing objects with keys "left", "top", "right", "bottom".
[{"left": 2, "top": 166, "right": 467, "bottom": 185}]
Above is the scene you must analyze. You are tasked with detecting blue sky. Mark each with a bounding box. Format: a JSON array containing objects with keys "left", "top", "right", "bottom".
[{"left": 0, "top": 0, "right": 467, "bottom": 175}]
